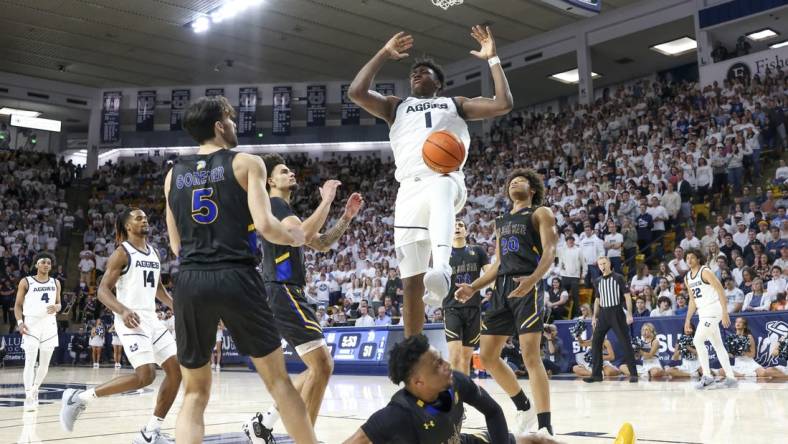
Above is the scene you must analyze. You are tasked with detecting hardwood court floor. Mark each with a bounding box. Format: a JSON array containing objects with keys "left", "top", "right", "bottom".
[{"left": 1, "top": 366, "right": 786, "bottom": 444}]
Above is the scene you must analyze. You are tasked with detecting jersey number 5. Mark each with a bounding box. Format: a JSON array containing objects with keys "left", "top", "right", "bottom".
[{"left": 192, "top": 188, "right": 218, "bottom": 224}]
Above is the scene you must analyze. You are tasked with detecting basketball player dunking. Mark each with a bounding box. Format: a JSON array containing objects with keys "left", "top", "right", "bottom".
[
  {"left": 164, "top": 96, "right": 316, "bottom": 444},
  {"left": 455, "top": 169, "right": 557, "bottom": 436},
  {"left": 60, "top": 208, "right": 181, "bottom": 444},
  {"left": 349, "top": 26, "right": 512, "bottom": 337},
  {"left": 14, "top": 252, "right": 60, "bottom": 412},
  {"left": 244, "top": 153, "right": 363, "bottom": 443},
  {"left": 683, "top": 249, "right": 738, "bottom": 389},
  {"left": 444, "top": 220, "right": 489, "bottom": 374}
]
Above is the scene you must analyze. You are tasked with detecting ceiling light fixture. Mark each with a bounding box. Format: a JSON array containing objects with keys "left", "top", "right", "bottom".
[
  {"left": 189, "top": 0, "right": 264, "bottom": 33},
  {"left": 0, "top": 107, "right": 42, "bottom": 117},
  {"left": 548, "top": 68, "right": 601, "bottom": 84},
  {"left": 770, "top": 40, "right": 788, "bottom": 49},
  {"left": 746, "top": 28, "right": 778, "bottom": 41},
  {"left": 649, "top": 37, "right": 697, "bottom": 56},
  {"left": 191, "top": 16, "right": 211, "bottom": 33}
]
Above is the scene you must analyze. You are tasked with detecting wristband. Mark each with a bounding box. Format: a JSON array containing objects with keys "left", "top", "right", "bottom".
[{"left": 487, "top": 56, "right": 501, "bottom": 67}]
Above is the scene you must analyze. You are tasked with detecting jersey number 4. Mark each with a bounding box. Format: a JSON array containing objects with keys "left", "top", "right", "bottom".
[
  {"left": 41, "top": 293, "right": 49, "bottom": 303},
  {"left": 192, "top": 188, "right": 218, "bottom": 224},
  {"left": 142, "top": 270, "right": 155, "bottom": 288}
]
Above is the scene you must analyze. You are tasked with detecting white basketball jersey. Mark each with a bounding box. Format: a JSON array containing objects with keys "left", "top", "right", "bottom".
[
  {"left": 389, "top": 96, "right": 471, "bottom": 182},
  {"left": 116, "top": 241, "right": 160, "bottom": 313},
  {"left": 686, "top": 266, "right": 719, "bottom": 313},
  {"left": 23, "top": 276, "right": 57, "bottom": 317}
]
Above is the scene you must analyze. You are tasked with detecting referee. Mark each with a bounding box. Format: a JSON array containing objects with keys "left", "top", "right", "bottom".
[{"left": 583, "top": 256, "right": 638, "bottom": 383}]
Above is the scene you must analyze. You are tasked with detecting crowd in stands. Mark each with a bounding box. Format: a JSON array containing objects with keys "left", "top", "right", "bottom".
[
  {"left": 0, "top": 151, "right": 80, "bottom": 332},
  {"left": 4, "top": 67, "right": 787, "bottom": 350}
]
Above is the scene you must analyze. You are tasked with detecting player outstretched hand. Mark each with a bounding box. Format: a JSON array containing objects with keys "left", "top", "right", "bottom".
[
  {"left": 721, "top": 312, "right": 731, "bottom": 328},
  {"left": 454, "top": 283, "right": 474, "bottom": 303},
  {"left": 18, "top": 322, "right": 29, "bottom": 335},
  {"left": 120, "top": 308, "right": 141, "bottom": 329},
  {"left": 320, "top": 180, "right": 342, "bottom": 203},
  {"left": 343, "top": 192, "right": 364, "bottom": 219},
  {"left": 46, "top": 303, "right": 59, "bottom": 314},
  {"left": 382, "top": 31, "right": 413, "bottom": 60},
  {"left": 469, "top": 25, "right": 497, "bottom": 60}
]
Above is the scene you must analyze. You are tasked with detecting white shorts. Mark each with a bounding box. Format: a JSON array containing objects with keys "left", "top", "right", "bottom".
[
  {"left": 216, "top": 330, "right": 224, "bottom": 343},
  {"left": 89, "top": 336, "right": 104, "bottom": 347},
  {"left": 697, "top": 303, "right": 722, "bottom": 322},
  {"left": 111, "top": 334, "right": 122, "bottom": 346},
  {"left": 637, "top": 357, "right": 663, "bottom": 375},
  {"left": 21, "top": 315, "right": 58, "bottom": 351},
  {"left": 115, "top": 311, "right": 177, "bottom": 369},
  {"left": 394, "top": 173, "right": 467, "bottom": 278},
  {"left": 677, "top": 359, "right": 701, "bottom": 376},
  {"left": 733, "top": 356, "right": 763, "bottom": 377}
]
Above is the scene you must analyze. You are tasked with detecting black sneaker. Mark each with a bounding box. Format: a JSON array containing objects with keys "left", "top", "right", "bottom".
[
  {"left": 582, "top": 377, "right": 602, "bottom": 383},
  {"left": 629, "top": 375, "right": 638, "bottom": 383}
]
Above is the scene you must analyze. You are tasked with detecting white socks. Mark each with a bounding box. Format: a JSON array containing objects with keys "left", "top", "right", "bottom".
[
  {"left": 23, "top": 352, "right": 37, "bottom": 395},
  {"left": 32, "top": 348, "right": 53, "bottom": 391},
  {"left": 428, "top": 177, "right": 458, "bottom": 271},
  {"left": 694, "top": 319, "right": 736, "bottom": 379},
  {"left": 145, "top": 416, "right": 164, "bottom": 432},
  {"left": 78, "top": 388, "right": 97, "bottom": 403},
  {"left": 261, "top": 407, "right": 280, "bottom": 429}
]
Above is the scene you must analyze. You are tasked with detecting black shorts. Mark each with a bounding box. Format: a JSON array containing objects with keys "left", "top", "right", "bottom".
[
  {"left": 443, "top": 306, "right": 481, "bottom": 347},
  {"left": 174, "top": 266, "right": 281, "bottom": 369},
  {"left": 482, "top": 275, "right": 544, "bottom": 336},
  {"left": 460, "top": 432, "right": 516, "bottom": 444},
  {"left": 265, "top": 283, "right": 324, "bottom": 350}
]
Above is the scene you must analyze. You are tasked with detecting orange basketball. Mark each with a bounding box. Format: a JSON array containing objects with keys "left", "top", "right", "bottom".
[{"left": 422, "top": 130, "right": 465, "bottom": 174}]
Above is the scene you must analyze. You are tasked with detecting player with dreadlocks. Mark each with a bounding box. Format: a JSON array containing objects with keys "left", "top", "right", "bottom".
[{"left": 60, "top": 207, "right": 181, "bottom": 444}]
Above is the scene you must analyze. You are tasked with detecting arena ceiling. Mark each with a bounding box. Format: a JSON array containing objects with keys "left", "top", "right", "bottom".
[{"left": 0, "top": 0, "right": 641, "bottom": 88}]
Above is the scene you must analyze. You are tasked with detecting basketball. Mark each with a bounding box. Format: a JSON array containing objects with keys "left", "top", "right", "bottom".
[{"left": 422, "top": 130, "right": 466, "bottom": 174}]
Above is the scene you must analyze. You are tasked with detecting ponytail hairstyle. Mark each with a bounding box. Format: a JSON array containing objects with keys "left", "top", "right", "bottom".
[{"left": 115, "top": 207, "right": 141, "bottom": 246}]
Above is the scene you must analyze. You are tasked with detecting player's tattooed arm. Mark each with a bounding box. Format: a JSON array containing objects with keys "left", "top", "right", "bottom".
[{"left": 308, "top": 193, "right": 363, "bottom": 252}]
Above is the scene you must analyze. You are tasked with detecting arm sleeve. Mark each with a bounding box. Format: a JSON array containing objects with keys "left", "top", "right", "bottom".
[
  {"left": 360, "top": 405, "right": 414, "bottom": 444},
  {"left": 455, "top": 372, "right": 510, "bottom": 444}
]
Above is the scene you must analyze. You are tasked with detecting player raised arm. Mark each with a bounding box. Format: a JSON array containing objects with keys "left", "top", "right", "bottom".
[
  {"left": 348, "top": 32, "right": 411, "bottom": 124},
  {"left": 13, "top": 278, "right": 29, "bottom": 335},
  {"left": 164, "top": 169, "right": 181, "bottom": 257},
  {"left": 308, "top": 192, "right": 364, "bottom": 252},
  {"left": 97, "top": 248, "right": 140, "bottom": 329},
  {"left": 455, "top": 26, "right": 513, "bottom": 120}
]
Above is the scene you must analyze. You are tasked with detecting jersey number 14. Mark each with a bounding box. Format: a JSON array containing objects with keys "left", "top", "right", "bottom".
[{"left": 143, "top": 270, "right": 155, "bottom": 288}]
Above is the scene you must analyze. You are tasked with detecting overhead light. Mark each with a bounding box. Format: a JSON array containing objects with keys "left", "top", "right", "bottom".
[
  {"left": 192, "top": 16, "right": 210, "bottom": 33},
  {"left": 10, "top": 114, "right": 61, "bottom": 132},
  {"left": 548, "top": 68, "right": 601, "bottom": 84},
  {"left": 746, "top": 28, "right": 778, "bottom": 41},
  {"left": 0, "top": 107, "right": 41, "bottom": 117},
  {"left": 210, "top": 4, "right": 238, "bottom": 23},
  {"left": 650, "top": 37, "right": 697, "bottom": 56},
  {"left": 770, "top": 40, "right": 788, "bottom": 49}
]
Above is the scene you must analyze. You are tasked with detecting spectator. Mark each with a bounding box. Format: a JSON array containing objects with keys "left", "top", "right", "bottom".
[
  {"left": 724, "top": 277, "right": 745, "bottom": 314},
  {"left": 668, "top": 247, "right": 689, "bottom": 280},
  {"left": 629, "top": 264, "right": 653, "bottom": 297},
  {"left": 604, "top": 221, "right": 624, "bottom": 274},
  {"left": 633, "top": 297, "right": 651, "bottom": 317},
  {"left": 766, "top": 266, "right": 786, "bottom": 300},
  {"left": 69, "top": 327, "right": 89, "bottom": 365},
  {"left": 579, "top": 224, "right": 605, "bottom": 287},
  {"left": 674, "top": 293, "right": 689, "bottom": 316},
  {"left": 374, "top": 306, "right": 391, "bottom": 326},
  {"left": 316, "top": 306, "right": 330, "bottom": 327},
  {"left": 544, "top": 278, "right": 570, "bottom": 322},
  {"left": 557, "top": 236, "right": 584, "bottom": 317},
  {"left": 743, "top": 278, "right": 771, "bottom": 312},
  {"left": 635, "top": 204, "right": 654, "bottom": 253},
  {"left": 651, "top": 296, "right": 674, "bottom": 317},
  {"left": 78, "top": 253, "right": 95, "bottom": 285},
  {"left": 430, "top": 308, "right": 443, "bottom": 324},
  {"left": 541, "top": 325, "right": 565, "bottom": 376},
  {"left": 679, "top": 228, "right": 701, "bottom": 251},
  {"left": 355, "top": 305, "right": 375, "bottom": 327}
]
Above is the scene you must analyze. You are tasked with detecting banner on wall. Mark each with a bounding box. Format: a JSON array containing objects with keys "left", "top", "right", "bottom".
[
  {"left": 136, "top": 90, "right": 156, "bottom": 132},
  {"left": 272, "top": 86, "right": 292, "bottom": 136},
  {"left": 341, "top": 84, "right": 360, "bottom": 125},
  {"left": 555, "top": 312, "right": 788, "bottom": 373},
  {"left": 699, "top": 46, "right": 788, "bottom": 87},
  {"left": 238, "top": 87, "right": 258, "bottom": 137},
  {"left": 205, "top": 88, "right": 224, "bottom": 97},
  {"left": 170, "top": 89, "right": 190, "bottom": 131},
  {"left": 306, "top": 85, "right": 327, "bottom": 127},
  {"left": 101, "top": 91, "right": 121, "bottom": 144},
  {"left": 374, "top": 83, "right": 396, "bottom": 124}
]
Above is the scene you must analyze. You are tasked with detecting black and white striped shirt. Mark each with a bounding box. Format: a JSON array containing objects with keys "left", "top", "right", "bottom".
[{"left": 593, "top": 272, "right": 628, "bottom": 308}]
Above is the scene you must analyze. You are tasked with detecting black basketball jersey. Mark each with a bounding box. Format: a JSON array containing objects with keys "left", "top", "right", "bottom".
[
  {"left": 261, "top": 197, "right": 305, "bottom": 286},
  {"left": 496, "top": 207, "right": 544, "bottom": 277},
  {"left": 168, "top": 150, "right": 259, "bottom": 270},
  {"left": 389, "top": 374, "right": 464, "bottom": 443},
  {"left": 444, "top": 245, "right": 488, "bottom": 308}
]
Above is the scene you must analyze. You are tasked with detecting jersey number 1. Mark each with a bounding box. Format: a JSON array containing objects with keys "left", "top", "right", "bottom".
[
  {"left": 424, "top": 111, "right": 432, "bottom": 128},
  {"left": 143, "top": 270, "right": 155, "bottom": 288}
]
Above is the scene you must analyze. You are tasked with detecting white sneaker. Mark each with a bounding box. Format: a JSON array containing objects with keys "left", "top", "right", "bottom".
[
  {"left": 694, "top": 375, "right": 715, "bottom": 390},
  {"left": 242, "top": 412, "right": 277, "bottom": 444},
  {"left": 215, "top": 365, "right": 221, "bottom": 372},
  {"left": 531, "top": 427, "right": 554, "bottom": 436},
  {"left": 93, "top": 363, "right": 99, "bottom": 369},
  {"left": 59, "top": 389, "right": 87, "bottom": 432},
  {"left": 720, "top": 377, "right": 738, "bottom": 389},
  {"left": 24, "top": 395, "right": 37, "bottom": 412},
  {"left": 114, "top": 363, "right": 121, "bottom": 369},
  {"left": 133, "top": 428, "right": 174, "bottom": 444},
  {"left": 515, "top": 408, "right": 537, "bottom": 435},
  {"left": 423, "top": 266, "right": 451, "bottom": 307}
]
